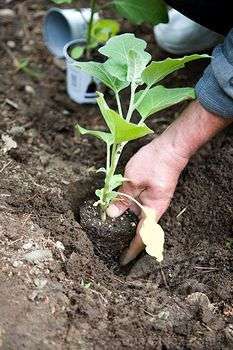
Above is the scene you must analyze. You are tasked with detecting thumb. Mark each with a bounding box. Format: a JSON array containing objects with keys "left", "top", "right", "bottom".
[
  {"left": 120, "top": 220, "right": 144, "bottom": 265},
  {"left": 106, "top": 181, "right": 141, "bottom": 218}
]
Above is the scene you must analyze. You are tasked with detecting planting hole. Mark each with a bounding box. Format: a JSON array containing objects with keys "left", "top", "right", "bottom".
[{"left": 66, "top": 178, "right": 138, "bottom": 270}]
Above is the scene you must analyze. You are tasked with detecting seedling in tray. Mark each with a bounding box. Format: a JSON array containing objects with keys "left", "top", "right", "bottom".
[{"left": 76, "top": 33, "right": 209, "bottom": 262}]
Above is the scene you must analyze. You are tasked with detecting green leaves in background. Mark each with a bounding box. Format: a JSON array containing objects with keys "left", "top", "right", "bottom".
[
  {"left": 51, "top": 0, "right": 73, "bottom": 4},
  {"left": 91, "top": 19, "right": 120, "bottom": 44},
  {"left": 70, "top": 46, "right": 85, "bottom": 60},
  {"left": 142, "top": 54, "right": 210, "bottom": 87},
  {"left": 16, "top": 58, "right": 42, "bottom": 80},
  {"left": 113, "top": 0, "right": 168, "bottom": 25},
  {"left": 51, "top": 0, "right": 168, "bottom": 26},
  {"left": 77, "top": 61, "right": 129, "bottom": 92},
  {"left": 135, "top": 86, "right": 195, "bottom": 120}
]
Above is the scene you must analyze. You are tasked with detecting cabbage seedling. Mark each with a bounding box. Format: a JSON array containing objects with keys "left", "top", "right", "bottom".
[{"left": 76, "top": 33, "right": 209, "bottom": 217}]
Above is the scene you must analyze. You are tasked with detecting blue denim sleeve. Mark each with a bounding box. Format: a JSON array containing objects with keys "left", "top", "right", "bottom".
[{"left": 195, "top": 29, "right": 233, "bottom": 117}]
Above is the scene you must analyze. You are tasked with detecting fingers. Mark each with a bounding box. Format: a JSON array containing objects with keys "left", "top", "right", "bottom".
[
  {"left": 120, "top": 193, "right": 171, "bottom": 266},
  {"left": 128, "top": 200, "right": 141, "bottom": 216},
  {"left": 120, "top": 220, "right": 145, "bottom": 266},
  {"left": 106, "top": 181, "right": 142, "bottom": 218},
  {"left": 139, "top": 191, "right": 171, "bottom": 221}
]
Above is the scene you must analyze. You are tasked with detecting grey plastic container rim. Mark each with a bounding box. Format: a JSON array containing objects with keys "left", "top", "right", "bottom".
[{"left": 43, "top": 7, "right": 86, "bottom": 58}]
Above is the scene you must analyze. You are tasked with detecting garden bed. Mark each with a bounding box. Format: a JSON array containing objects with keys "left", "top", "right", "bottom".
[{"left": 0, "top": 1, "right": 232, "bottom": 349}]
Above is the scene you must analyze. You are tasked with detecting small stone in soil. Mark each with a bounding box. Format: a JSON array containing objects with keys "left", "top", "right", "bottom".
[
  {"left": 12, "top": 260, "right": 23, "bottom": 268},
  {"left": 55, "top": 241, "right": 65, "bottom": 251},
  {"left": 9, "top": 126, "right": 25, "bottom": 137},
  {"left": 28, "top": 290, "right": 38, "bottom": 301},
  {"left": 34, "top": 278, "right": 47, "bottom": 289},
  {"left": 25, "top": 85, "right": 35, "bottom": 95},
  {"left": 22, "top": 241, "right": 33, "bottom": 250},
  {"left": 24, "top": 249, "right": 53, "bottom": 264},
  {"left": 7, "top": 40, "right": 15, "bottom": 48},
  {"left": 0, "top": 9, "right": 15, "bottom": 17}
]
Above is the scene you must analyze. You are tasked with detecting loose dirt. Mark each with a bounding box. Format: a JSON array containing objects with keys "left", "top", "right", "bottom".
[{"left": 0, "top": 1, "right": 232, "bottom": 349}]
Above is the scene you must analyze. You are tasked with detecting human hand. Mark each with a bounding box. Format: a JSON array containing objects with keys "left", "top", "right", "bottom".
[
  {"left": 107, "top": 101, "right": 232, "bottom": 265},
  {"left": 107, "top": 136, "right": 188, "bottom": 265}
]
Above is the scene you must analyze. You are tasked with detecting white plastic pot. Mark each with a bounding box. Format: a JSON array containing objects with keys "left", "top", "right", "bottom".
[
  {"left": 64, "top": 39, "right": 100, "bottom": 104},
  {"left": 43, "top": 8, "right": 99, "bottom": 58}
]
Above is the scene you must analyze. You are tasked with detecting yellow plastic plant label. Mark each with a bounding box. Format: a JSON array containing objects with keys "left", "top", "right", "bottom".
[{"left": 139, "top": 207, "right": 164, "bottom": 262}]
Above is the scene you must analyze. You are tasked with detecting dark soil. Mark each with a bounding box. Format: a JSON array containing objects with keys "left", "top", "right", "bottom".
[
  {"left": 0, "top": 1, "right": 232, "bottom": 349},
  {"left": 80, "top": 199, "right": 138, "bottom": 266}
]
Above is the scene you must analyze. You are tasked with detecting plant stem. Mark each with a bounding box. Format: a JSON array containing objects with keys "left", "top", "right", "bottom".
[
  {"left": 115, "top": 92, "right": 123, "bottom": 117},
  {"left": 126, "top": 82, "right": 137, "bottom": 122},
  {"left": 86, "top": 0, "right": 96, "bottom": 59},
  {"left": 133, "top": 84, "right": 150, "bottom": 111},
  {"left": 101, "top": 82, "right": 139, "bottom": 214},
  {"left": 106, "top": 143, "right": 111, "bottom": 172},
  {"left": 116, "top": 191, "right": 144, "bottom": 211}
]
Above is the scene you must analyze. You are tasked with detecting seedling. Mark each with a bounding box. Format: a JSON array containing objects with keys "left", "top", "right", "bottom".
[
  {"left": 76, "top": 33, "right": 209, "bottom": 261},
  {"left": 0, "top": 42, "right": 42, "bottom": 80},
  {"left": 51, "top": 0, "right": 168, "bottom": 59},
  {"left": 81, "top": 279, "right": 92, "bottom": 289},
  {"left": 15, "top": 58, "right": 42, "bottom": 80}
]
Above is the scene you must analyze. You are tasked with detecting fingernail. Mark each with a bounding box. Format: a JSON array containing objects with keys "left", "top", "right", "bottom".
[{"left": 106, "top": 204, "right": 121, "bottom": 218}]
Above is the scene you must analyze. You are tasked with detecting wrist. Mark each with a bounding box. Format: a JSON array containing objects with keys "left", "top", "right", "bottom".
[
  {"left": 157, "top": 101, "right": 233, "bottom": 160},
  {"left": 150, "top": 135, "right": 189, "bottom": 173}
]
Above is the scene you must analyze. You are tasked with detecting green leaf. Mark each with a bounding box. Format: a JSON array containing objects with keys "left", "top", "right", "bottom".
[
  {"left": 99, "top": 33, "right": 148, "bottom": 65},
  {"left": 135, "top": 85, "right": 195, "bottom": 120},
  {"left": 97, "top": 93, "right": 153, "bottom": 143},
  {"left": 18, "top": 58, "right": 29, "bottom": 69},
  {"left": 108, "top": 174, "right": 126, "bottom": 191},
  {"left": 91, "top": 19, "right": 120, "bottom": 43},
  {"left": 77, "top": 61, "right": 129, "bottom": 92},
  {"left": 142, "top": 54, "right": 210, "bottom": 87},
  {"left": 17, "top": 59, "right": 42, "bottom": 80},
  {"left": 75, "top": 124, "right": 113, "bottom": 145},
  {"left": 70, "top": 46, "right": 85, "bottom": 60},
  {"left": 95, "top": 188, "right": 104, "bottom": 202},
  {"left": 99, "top": 34, "right": 151, "bottom": 83},
  {"left": 103, "top": 59, "right": 127, "bottom": 82},
  {"left": 113, "top": 0, "right": 168, "bottom": 25},
  {"left": 51, "top": 0, "right": 73, "bottom": 3},
  {"left": 95, "top": 188, "right": 117, "bottom": 206},
  {"left": 127, "top": 49, "right": 151, "bottom": 83},
  {"left": 81, "top": 279, "right": 92, "bottom": 289}
]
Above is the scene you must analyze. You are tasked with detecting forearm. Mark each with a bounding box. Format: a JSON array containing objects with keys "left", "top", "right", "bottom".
[{"left": 155, "top": 100, "right": 233, "bottom": 160}]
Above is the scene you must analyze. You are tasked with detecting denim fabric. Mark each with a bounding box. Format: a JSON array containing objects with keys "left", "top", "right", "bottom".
[{"left": 195, "top": 29, "right": 233, "bottom": 118}]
